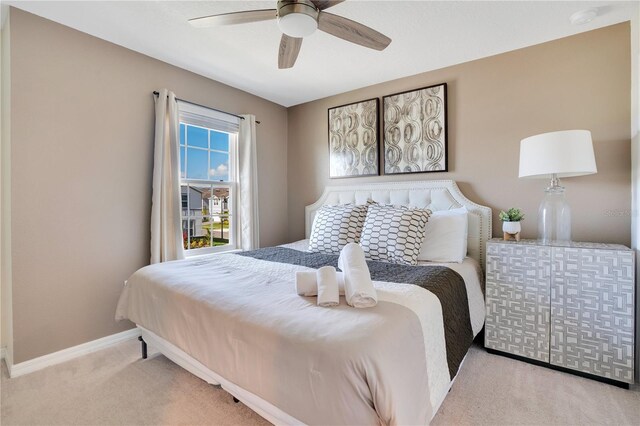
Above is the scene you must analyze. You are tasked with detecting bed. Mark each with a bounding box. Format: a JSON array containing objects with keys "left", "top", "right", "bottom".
[{"left": 116, "top": 180, "right": 492, "bottom": 425}]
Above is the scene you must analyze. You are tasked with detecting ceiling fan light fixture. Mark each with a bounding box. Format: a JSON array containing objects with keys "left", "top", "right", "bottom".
[
  {"left": 278, "top": 12, "right": 318, "bottom": 37},
  {"left": 277, "top": 0, "right": 319, "bottom": 38},
  {"left": 189, "top": 0, "right": 391, "bottom": 69}
]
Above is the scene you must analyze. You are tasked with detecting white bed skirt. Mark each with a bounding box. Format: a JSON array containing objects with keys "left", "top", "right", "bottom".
[
  {"left": 138, "top": 325, "right": 465, "bottom": 425},
  {"left": 139, "top": 326, "right": 304, "bottom": 425}
]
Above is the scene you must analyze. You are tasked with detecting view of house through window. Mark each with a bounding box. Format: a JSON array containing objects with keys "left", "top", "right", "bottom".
[{"left": 179, "top": 119, "right": 237, "bottom": 253}]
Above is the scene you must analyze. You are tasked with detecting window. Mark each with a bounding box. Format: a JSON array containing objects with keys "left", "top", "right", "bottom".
[{"left": 178, "top": 101, "right": 239, "bottom": 254}]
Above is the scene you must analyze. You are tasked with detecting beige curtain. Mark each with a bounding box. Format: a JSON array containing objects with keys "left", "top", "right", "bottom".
[
  {"left": 238, "top": 114, "right": 260, "bottom": 250},
  {"left": 150, "top": 89, "right": 185, "bottom": 263}
]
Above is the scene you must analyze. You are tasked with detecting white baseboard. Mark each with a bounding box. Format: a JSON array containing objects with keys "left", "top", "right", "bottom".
[
  {"left": 8, "top": 328, "right": 140, "bottom": 378},
  {"left": 2, "top": 346, "right": 13, "bottom": 372}
]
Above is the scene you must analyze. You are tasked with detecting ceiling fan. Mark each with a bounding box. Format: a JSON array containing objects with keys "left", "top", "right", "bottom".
[{"left": 189, "top": 0, "right": 391, "bottom": 69}]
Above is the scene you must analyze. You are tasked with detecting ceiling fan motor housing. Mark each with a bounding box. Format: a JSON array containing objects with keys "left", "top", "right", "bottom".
[{"left": 277, "top": 0, "right": 319, "bottom": 38}]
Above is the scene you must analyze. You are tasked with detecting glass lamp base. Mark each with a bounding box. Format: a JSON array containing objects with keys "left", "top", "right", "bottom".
[{"left": 538, "top": 184, "right": 571, "bottom": 245}]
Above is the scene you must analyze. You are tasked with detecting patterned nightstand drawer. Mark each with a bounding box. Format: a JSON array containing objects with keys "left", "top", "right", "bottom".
[
  {"left": 485, "top": 242, "right": 550, "bottom": 362},
  {"left": 485, "top": 239, "right": 635, "bottom": 385},
  {"left": 550, "top": 247, "right": 635, "bottom": 382}
]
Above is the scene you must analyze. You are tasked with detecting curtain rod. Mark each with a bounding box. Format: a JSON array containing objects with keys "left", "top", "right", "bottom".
[{"left": 152, "top": 91, "right": 260, "bottom": 124}]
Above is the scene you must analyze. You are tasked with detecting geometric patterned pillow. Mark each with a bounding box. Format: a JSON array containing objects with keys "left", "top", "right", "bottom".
[
  {"left": 360, "top": 205, "right": 431, "bottom": 265},
  {"left": 308, "top": 204, "right": 368, "bottom": 254}
]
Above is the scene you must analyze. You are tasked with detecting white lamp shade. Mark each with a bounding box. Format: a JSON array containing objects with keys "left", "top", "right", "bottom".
[{"left": 519, "top": 130, "right": 597, "bottom": 179}]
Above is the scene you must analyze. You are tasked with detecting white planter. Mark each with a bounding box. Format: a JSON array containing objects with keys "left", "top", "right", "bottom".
[{"left": 502, "top": 221, "right": 521, "bottom": 234}]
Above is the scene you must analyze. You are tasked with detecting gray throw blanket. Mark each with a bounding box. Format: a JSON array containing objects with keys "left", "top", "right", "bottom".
[{"left": 237, "top": 246, "right": 473, "bottom": 379}]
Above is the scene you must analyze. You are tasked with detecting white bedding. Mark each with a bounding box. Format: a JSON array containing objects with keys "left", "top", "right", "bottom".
[
  {"left": 282, "top": 239, "right": 485, "bottom": 335},
  {"left": 116, "top": 242, "right": 485, "bottom": 425}
]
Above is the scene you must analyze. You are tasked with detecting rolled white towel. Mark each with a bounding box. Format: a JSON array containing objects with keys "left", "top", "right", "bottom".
[
  {"left": 295, "top": 271, "right": 346, "bottom": 296},
  {"left": 316, "top": 266, "right": 339, "bottom": 307},
  {"left": 338, "top": 243, "right": 378, "bottom": 308},
  {"left": 295, "top": 271, "right": 317, "bottom": 296},
  {"left": 336, "top": 272, "right": 345, "bottom": 294}
]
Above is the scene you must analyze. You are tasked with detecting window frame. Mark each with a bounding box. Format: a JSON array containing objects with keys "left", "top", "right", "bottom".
[{"left": 178, "top": 102, "right": 240, "bottom": 256}]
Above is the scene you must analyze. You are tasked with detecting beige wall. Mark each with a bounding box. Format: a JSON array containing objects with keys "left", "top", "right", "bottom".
[
  {"left": 3, "top": 10, "right": 633, "bottom": 365},
  {"left": 287, "top": 23, "right": 632, "bottom": 247},
  {"left": 7, "top": 8, "right": 288, "bottom": 363},
  {"left": 1, "top": 12, "right": 12, "bottom": 364},
  {"left": 630, "top": 8, "right": 640, "bottom": 382}
]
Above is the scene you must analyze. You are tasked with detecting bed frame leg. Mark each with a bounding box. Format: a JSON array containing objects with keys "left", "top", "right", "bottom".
[
  {"left": 138, "top": 336, "right": 147, "bottom": 359},
  {"left": 232, "top": 397, "right": 239, "bottom": 403}
]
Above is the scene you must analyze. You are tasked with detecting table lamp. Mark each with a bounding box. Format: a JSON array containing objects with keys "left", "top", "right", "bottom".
[{"left": 518, "top": 130, "right": 597, "bottom": 244}]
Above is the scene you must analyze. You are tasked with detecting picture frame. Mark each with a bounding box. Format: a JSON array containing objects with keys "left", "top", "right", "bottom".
[
  {"left": 382, "top": 83, "right": 448, "bottom": 174},
  {"left": 328, "top": 98, "right": 380, "bottom": 178}
]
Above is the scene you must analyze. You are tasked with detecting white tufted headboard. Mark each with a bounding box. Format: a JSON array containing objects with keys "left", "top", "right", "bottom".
[{"left": 305, "top": 180, "right": 492, "bottom": 270}]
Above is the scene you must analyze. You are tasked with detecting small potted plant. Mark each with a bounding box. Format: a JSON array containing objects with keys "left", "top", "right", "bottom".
[{"left": 499, "top": 208, "right": 524, "bottom": 241}]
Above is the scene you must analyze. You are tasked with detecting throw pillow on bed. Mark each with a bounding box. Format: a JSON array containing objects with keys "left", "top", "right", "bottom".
[
  {"left": 360, "top": 205, "right": 431, "bottom": 265},
  {"left": 308, "top": 204, "right": 368, "bottom": 254},
  {"left": 418, "top": 207, "right": 468, "bottom": 263}
]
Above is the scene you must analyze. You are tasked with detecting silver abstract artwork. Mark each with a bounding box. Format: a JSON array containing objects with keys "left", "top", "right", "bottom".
[
  {"left": 383, "top": 83, "right": 447, "bottom": 174},
  {"left": 328, "top": 98, "right": 379, "bottom": 178}
]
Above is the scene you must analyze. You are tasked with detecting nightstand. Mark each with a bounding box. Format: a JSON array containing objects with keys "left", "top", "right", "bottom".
[{"left": 484, "top": 238, "right": 635, "bottom": 387}]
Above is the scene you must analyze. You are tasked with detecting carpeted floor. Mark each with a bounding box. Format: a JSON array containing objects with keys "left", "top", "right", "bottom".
[{"left": 1, "top": 338, "right": 638, "bottom": 425}]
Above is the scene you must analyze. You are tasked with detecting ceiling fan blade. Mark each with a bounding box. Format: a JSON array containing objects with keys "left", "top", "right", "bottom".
[
  {"left": 278, "top": 34, "right": 303, "bottom": 69},
  {"left": 310, "top": 0, "right": 346, "bottom": 10},
  {"left": 318, "top": 12, "right": 391, "bottom": 51},
  {"left": 189, "top": 9, "right": 277, "bottom": 28}
]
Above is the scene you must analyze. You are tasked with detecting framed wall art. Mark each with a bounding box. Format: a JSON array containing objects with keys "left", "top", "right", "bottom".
[
  {"left": 328, "top": 98, "right": 379, "bottom": 178},
  {"left": 383, "top": 83, "right": 447, "bottom": 174}
]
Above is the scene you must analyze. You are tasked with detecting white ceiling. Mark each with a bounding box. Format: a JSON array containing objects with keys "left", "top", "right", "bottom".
[{"left": 6, "top": 1, "right": 638, "bottom": 107}]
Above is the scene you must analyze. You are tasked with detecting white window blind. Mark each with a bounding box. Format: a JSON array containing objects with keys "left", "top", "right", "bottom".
[{"left": 178, "top": 101, "right": 240, "bottom": 134}]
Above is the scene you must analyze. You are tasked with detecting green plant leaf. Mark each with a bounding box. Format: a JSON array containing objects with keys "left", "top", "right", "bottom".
[{"left": 500, "top": 207, "right": 524, "bottom": 221}]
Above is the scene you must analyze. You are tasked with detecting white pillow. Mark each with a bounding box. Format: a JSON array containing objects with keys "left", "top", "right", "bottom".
[{"left": 418, "top": 207, "right": 468, "bottom": 263}]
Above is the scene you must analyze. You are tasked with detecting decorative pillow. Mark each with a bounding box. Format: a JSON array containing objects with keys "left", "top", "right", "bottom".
[
  {"left": 418, "top": 207, "right": 468, "bottom": 263},
  {"left": 360, "top": 205, "right": 431, "bottom": 265},
  {"left": 308, "top": 204, "right": 368, "bottom": 254}
]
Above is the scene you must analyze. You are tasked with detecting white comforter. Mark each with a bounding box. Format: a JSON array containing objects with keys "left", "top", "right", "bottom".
[
  {"left": 116, "top": 244, "right": 484, "bottom": 425},
  {"left": 281, "top": 240, "right": 486, "bottom": 336}
]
